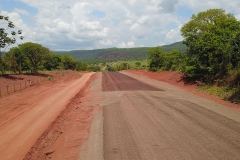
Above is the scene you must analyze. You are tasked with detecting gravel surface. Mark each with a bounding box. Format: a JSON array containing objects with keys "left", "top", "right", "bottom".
[{"left": 102, "top": 72, "right": 240, "bottom": 160}]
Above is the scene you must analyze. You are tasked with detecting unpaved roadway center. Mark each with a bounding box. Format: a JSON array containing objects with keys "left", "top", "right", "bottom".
[
  {"left": 100, "top": 72, "right": 240, "bottom": 160},
  {"left": 0, "top": 72, "right": 240, "bottom": 160}
]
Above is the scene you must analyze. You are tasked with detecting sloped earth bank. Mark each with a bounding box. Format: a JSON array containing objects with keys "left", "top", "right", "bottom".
[
  {"left": 125, "top": 70, "right": 240, "bottom": 111},
  {"left": 0, "top": 72, "right": 94, "bottom": 160},
  {"left": 24, "top": 73, "right": 103, "bottom": 160}
]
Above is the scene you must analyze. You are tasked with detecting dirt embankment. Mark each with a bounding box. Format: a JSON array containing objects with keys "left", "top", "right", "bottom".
[
  {"left": 24, "top": 72, "right": 96, "bottom": 160},
  {"left": 0, "top": 72, "right": 94, "bottom": 160},
  {"left": 0, "top": 70, "right": 77, "bottom": 96},
  {"left": 125, "top": 70, "right": 240, "bottom": 111}
]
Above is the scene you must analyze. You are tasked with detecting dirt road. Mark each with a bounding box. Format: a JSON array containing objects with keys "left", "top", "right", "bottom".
[
  {"left": 0, "top": 72, "right": 94, "bottom": 160},
  {"left": 1, "top": 72, "right": 240, "bottom": 160}
]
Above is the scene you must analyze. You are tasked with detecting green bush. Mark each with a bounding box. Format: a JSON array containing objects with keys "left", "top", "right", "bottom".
[{"left": 47, "top": 76, "right": 52, "bottom": 81}]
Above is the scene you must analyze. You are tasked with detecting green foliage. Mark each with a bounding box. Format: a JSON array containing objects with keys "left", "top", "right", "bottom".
[
  {"left": 61, "top": 54, "right": 76, "bottom": 70},
  {"left": 104, "top": 59, "right": 147, "bottom": 71},
  {"left": 148, "top": 47, "right": 183, "bottom": 71},
  {"left": 75, "top": 61, "right": 88, "bottom": 71},
  {"left": 226, "top": 69, "right": 240, "bottom": 87},
  {"left": 106, "top": 64, "right": 115, "bottom": 72},
  {"left": 148, "top": 47, "right": 164, "bottom": 71},
  {"left": 181, "top": 8, "right": 240, "bottom": 81},
  {"left": 47, "top": 76, "right": 52, "bottom": 81},
  {"left": 135, "top": 62, "right": 141, "bottom": 67},
  {"left": 114, "top": 63, "right": 130, "bottom": 71},
  {"left": 180, "top": 57, "right": 205, "bottom": 78},
  {"left": 179, "top": 8, "right": 240, "bottom": 103},
  {"left": 198, "top": 85, "right": 239, "bottom": 103},
  {"left": 43, "top": 54, "right": 61, "bottom": 70},
  {"left": 0, "top": 56, "right": 7, "bottom": 75},
  {"left": 88, "top": 65, "right": 101, "bottom": 72},
  {"left": 2, "top": 42, "right": 88, "bottom": 74},
  {"left": 162, "top": 50, "right": 183, "bottom": 71},
  {"left": 18, "top": 42, "right": 51, "bottom": 73},
  {"left": 0, "top": 15, "right": 23, "bottom": 55},
  {"left": 4, "top": 47, "right": 25, "bottom": 74}
]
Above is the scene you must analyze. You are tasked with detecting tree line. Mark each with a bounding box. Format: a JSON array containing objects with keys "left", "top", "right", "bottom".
[
  {"left": 149, "top": 9, "right": 240, "bottom": 84},
  {"left": 148, "top": 8, "right": 240, "bottom": 102},
  {"left": 0, "top": 42, "right": 88, "bottom": 75}
]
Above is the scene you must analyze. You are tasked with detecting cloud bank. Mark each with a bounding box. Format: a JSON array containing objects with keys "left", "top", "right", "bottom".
[{"left": 1, "top": 0, "right": 240, "bottom": 50}]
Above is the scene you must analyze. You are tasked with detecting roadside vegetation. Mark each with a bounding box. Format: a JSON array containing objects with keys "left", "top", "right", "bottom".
[
  {"left": 1, "top": 43, "right": 88, "bottom": 74},
  {"left": 148, "top": 9, "right": 240, "bottom": 103}
]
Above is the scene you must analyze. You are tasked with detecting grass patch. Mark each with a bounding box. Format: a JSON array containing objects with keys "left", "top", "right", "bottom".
[
  {"left": 198, "top": 85, "right": 239, "bottom": 101},
  {"left": 47, "top": 76, "right": 52, "bottom": 81}
]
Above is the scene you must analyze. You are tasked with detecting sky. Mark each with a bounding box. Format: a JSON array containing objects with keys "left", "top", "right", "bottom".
[{"left": 1, "top": 0, "right": 240, "bottom": 51}]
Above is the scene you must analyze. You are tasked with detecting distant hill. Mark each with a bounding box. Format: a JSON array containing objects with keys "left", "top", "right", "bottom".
[{"left": 54, "top": 41, "right": 187, "bottom": 61}]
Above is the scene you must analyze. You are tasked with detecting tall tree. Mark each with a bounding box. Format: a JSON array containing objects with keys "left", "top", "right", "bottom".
[
  {"left": 4, "top": 47, "right": 25, "bottom": 74},
  {"left": 61, "top": 55, "right": 76, "bottom": 70},
  {"left": 0, "top": 15, "right": 23, "bottom": 74},
  {"left": 181, "top": 9, "right": 240, "bottom": 80},
  {"left": 19, "top": 42, "right": 50, "bottom": 74},
  {"left": 0, "top": 15, "right": 23, "bottom": 56},
  {"left": 0, "top": 56, "right": 6, "bottom": 75},
  {"left": 148, "top": 47, "right": 164, "bottom": 71},
  {"left": 43, "top": 54, "right": 62, "bottom": 70}
]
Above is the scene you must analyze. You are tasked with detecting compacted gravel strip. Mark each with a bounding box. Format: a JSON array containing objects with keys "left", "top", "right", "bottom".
[
  {"left": 102, "top": 72, "right": 240, "bottom": 160},
  {"left": 102, "top": 72, "right": 162, "bottom": 91}
]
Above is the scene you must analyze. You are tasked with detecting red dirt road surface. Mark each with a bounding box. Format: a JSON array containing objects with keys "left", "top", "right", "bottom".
[
  {"left": 0, "top": 71, "right": 240, "bottom": 160},
  {"left": 0, "top": 72, "right": 94, "bottom": 160}
]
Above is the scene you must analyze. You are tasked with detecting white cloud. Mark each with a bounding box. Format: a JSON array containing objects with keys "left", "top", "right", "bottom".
[
  {"left": 127, "top": 41, "right": 135, "bottom": 47},
  {"left": 153, "top": 30, "right": 168, "bottom": 38},
  {"left": 165, "top": 25, "right": 183, "bottom": 43},
  {"left": 0, "top": 0, "right": 239, "bottom": 50},
  {"left": 0, "top": 11, "right": 30, "bottom": 45},
  {"left": 100, "top": 39, "right": 113, "bottom": 45},
  {"left": 13, "top": 8, "right": 29, "bottom": 15},
  {"left": 130, "top": 23, "right": 139, "bottom": 30},
  {"left": 158, "top": 0, "right": 179, "bottom": 13},
  {"left": 118, "top": 42, "right": 127, "bottom": 48},
  {"left": 118, "top": 41, "right": 135, "bottom": 48}
]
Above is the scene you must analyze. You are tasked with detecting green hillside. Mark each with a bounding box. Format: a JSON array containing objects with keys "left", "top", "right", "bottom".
[{"left": 54, "top": 41, "right": 187, "bottom": 61}]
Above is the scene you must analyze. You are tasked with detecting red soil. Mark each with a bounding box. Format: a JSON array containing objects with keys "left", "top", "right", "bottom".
[
  {"left": 125, "top": 70, "right": 240, "bottom": 111},
  {"left": 0, "top": 70, "right": 76, "bottom": 96},
  {"left": 0, "top": 71, "right": 94, "bottom": 160}
]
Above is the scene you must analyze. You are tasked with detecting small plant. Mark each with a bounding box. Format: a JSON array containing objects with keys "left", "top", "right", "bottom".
[{"left": 47, "top": 76, "right": 52, "bottom": 81}]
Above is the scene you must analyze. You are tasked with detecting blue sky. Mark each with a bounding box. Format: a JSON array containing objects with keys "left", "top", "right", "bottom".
[{"left": 1, "top": 0, "right": 240, "bottom": 50}]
